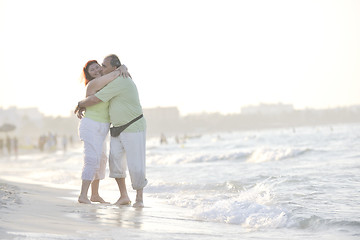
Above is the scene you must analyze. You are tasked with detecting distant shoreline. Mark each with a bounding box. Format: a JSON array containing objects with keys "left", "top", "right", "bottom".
[{"left": 1, "top": 105, "right": 360, "bottom": 141}]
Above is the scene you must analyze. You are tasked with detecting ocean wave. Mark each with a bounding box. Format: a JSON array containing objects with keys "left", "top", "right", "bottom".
[
  {"left": 292, "top": 215, "right": 360, "bottom": 231},
  {"left": 147, "top": 150, "right": 250, "bottom": 165},
  {"left": 295, "top": 215, "right": 329, "bottom": 230},
  {"left": 148, "top": 180, "right": 290, "bottom": 229},
  {"left": 194, "top": 198, "right": 288, "bottom": 228},
  {"left": 192, "top": 181, "right": 288, "bottom": 228},
  {"left": 149, "top": 146, "right": 313, "bottom": 165},
  {"left": 185, "top": 151, "right": 250, "bottom": 163},
  {"left": 146, "top": 180, "right": 246, "bottom": 195},
  {"left": 247, "top": 147, "right": 311, "bottom": 163}
]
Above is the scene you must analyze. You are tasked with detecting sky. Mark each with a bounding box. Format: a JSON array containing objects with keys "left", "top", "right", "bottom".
[{"left": 0, "top": 0, "right": 359, "bottom": 117}]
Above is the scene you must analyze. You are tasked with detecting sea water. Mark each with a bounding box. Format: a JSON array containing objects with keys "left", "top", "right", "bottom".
[{"left": 1, "top": 123, "right": 359, "bottom": 239}]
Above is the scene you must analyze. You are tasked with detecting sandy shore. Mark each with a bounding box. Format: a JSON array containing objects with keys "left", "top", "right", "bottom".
[
  {"left": 0, "top": 178, "right": 223, "bottom": 240},
  {"left": 0, "top": 179, "right": 112, "bottom": 239}
]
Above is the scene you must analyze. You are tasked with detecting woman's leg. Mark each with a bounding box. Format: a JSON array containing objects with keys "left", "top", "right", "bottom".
[
  {"left": 78, "top": 118, "right": 109, "bottom": 204},
  {"left": 78, "top": 180, "right": 92, "bottom": 204},
  {"left": 78, "top": 139, "right": 99, "bottom": 203},
  {"left": 91, "top": 139, "right": 109, "bottom": 203},
  {"left": 90, "top": 179, "right": 109, "bottom": 203}
]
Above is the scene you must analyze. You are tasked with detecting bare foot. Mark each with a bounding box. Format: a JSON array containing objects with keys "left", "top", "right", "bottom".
[
  {"left": 133, "top": 201, "right": 144, "bottom": 208},
  {"left": 90, "top": 195, "right": 109, "bottom": 204},
  {"left": 114, "top": 197, "right": 131, "bottom": 206},
  {"left": 78, "top": 196, "right": 91, "bottom": 204}
]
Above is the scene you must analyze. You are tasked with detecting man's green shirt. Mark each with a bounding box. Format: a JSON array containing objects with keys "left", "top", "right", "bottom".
[{"left": 95, "top": 76, "right": 146, "bottom": 132}]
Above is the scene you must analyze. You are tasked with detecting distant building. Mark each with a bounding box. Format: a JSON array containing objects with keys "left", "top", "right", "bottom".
[
  {"left": 143, "top": 107, "right": 181, "bottom": 136},
  {"left": 143, "top": 106, "right": 180, "bottom": 122},
  {"left": 0, "top": 106, "right": 43, "bottom": 128},
  {"left": 349, "top": 105, "right": 360, "bottom": 113},
  {"left": 241, "top": 103, "right": 294, "bottom": 115}
]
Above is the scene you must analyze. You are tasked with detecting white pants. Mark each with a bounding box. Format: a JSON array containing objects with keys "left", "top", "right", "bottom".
[
  {"left": 79, "top": 118, "right": 110, "bottom": 181},
  {"left": 109, "top": 131, "right": 147, "bottom": 190}
]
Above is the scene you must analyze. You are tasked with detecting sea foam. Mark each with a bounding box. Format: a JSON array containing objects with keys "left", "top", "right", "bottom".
[
  {"left": 148, "top": 179, "right": 289, "bottom": 229},
  {"left": 247, "top": 147, "right": 310, "bottom": 163},
  {"left": 193, "top": 181, "right": 288, "bottom": 228}
]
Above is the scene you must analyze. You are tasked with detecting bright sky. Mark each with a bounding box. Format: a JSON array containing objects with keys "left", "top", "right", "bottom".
[{"left": 0, "top": 0, "right": 359, "bottom": 117}]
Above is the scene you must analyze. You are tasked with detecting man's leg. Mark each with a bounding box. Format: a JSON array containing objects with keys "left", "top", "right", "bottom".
[
  {"left": 133, "top": 189, "right": 144, "bottom": 208},
  {"left": 114, "top": 178, "right": 131, "bottom": 205},
  {"left": 122, "top": 132, "right": 147, "bottom": 208},
  {"left": 109, "top": 135, "right": 131, "bottom": 205}
]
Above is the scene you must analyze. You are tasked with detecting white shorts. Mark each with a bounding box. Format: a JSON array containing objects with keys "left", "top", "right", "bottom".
[
  {"left": 109, "top": 131, "right": 147, "bottom": 190},
  {"left": 79, "top": 117, "right": 110, "bottom": 181}
]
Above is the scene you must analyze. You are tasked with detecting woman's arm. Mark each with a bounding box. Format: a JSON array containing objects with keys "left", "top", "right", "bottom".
[
  {"left": 86, "top": 70, "right": 120, "bottom": 97},
  {"left": 86, "top": 65, "right": 130, "bottom": 97}
]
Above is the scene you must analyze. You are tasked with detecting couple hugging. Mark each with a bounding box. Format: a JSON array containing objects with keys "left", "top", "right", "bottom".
[{"left": 74, "top": 54, "right": 147, "bottom": 208}]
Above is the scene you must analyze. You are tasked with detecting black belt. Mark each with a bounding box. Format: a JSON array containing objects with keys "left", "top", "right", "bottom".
[{"left": 110, "top": 114, "right": 143, "bottom": 137}]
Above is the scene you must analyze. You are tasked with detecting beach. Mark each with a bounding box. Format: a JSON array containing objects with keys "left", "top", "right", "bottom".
[
  {"left": 0, "top": 179, "right": 102, "bottom": 239},
  {"left": 0, "top": 179, "right": 243, "bottom": 240},
  {"left": 0, "top": 123, "right": 360, "bottom": 239}
]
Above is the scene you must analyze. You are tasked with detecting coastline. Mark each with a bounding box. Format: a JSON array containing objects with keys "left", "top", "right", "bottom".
[
  {"left": 0, "top": 178, "right": 108, "bottom": 239},
  {"left": 0, "top": 178, "right": 224, "bottom": 240},
  {"left": 2, "top": 124, "right": 359, "bottom": 240}
]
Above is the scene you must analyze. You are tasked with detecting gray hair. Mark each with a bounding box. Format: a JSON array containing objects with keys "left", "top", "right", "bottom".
[{"left": 105, "top": 54, "right": 121, "bottom": 68}]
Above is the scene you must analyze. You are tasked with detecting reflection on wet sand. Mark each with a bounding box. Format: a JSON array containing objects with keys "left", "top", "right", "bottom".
[{"left": 66, "top": 203, "right": 144, "bottom": 229}]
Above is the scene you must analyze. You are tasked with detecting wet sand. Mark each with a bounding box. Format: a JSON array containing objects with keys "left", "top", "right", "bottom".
[
  {"left": 0, "top": 179, "right": 106, "bottom": 239},
  {"left": 0, "top": 178, "right": 223, "bottom": 240}
]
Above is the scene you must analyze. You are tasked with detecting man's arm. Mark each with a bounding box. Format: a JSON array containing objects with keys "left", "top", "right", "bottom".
[
  {"left": 75, "top": 76, "right": 122, "bottom": 118},
  {"left": 74, "top": 95, "right": 102, "bottom": 119},
  {"left": 79, "top": 95, "right": 102, "bottom": 108},
  {"left": 86, "top": 65, "right": 130, "bottom": 97}
]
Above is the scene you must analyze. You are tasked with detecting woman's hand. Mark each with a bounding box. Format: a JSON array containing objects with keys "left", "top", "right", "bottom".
[{"left": 117, "top": 65, "right": 132, "bottom": 78}]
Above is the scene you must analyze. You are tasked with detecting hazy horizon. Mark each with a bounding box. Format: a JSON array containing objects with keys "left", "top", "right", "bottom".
[
  {"left": 1, "top": 102, "right": 360, "bottom": 119},
  {"left": 1, "top": 0, "right": 360, "bottom": 117}
]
